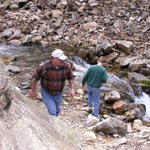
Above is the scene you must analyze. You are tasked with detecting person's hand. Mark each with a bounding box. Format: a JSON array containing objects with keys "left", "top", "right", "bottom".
[
  {"left": 28, "top": 91, "right": 37, "bottom": 99},
  {"left": 69, "top": 89, "right": 75, "bottom": 98},
  {"left": 82, "top": 85, "right": 85, "bottom": 89}
]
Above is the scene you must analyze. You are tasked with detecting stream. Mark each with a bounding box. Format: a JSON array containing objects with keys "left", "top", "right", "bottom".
[{"left": 0, "top": 44, "right": 150, "bottom": 121}]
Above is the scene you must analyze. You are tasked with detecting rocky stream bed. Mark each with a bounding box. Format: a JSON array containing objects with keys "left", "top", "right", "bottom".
[{"left": 0, "top": 0, "right": 150, "bottom": 149}]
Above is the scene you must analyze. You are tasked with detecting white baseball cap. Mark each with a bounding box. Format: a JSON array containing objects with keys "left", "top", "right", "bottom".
[{"left": 51, "top": 49, "right": 67, "bottom": 60}]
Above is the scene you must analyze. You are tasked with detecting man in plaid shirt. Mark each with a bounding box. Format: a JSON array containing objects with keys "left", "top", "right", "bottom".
[{"left": 29, "top": 49, "right": 75, "bottom": 117}]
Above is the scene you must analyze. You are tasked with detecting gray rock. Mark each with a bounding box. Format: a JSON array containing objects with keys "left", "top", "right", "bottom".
[
  {"left": 108, "top": 74, "right": 135, "bottom": 102},
  {"left": 56, "top": 1, "right": 66, "bottom": 9},
  {"left": 21, "top": 34, "right": 32, "bottom": 45},
  {"left": 53, "top": 35, "right": 62, "bottom": 41},
  {"left": 146, "top": 16, "right": 150, "bottom": 24},
  {"left": 71, "top": 11, "right": 79, "bottom": 20},
  {"left": 9, "top": 4, "right": 19, "bottom": 10},
  {"left": 6, "top": 65, "right": 21, "bottom": 74},
  {"left": 17, "top": 0, "right": 29, "bottom": 3},
  {"left": 104, "top": 17, "right": 112, "bottom": 25},
  {"left": 116, "top": 40, "right": 134, "bottom": 54},
  {"left": 0, "top": 75, "right": 10, "bottom": 111},
  {"left": 88, "top": 0, "right": 99, "bottom": 7},
  {"left": 2, "top": 28, "right": 14, "bottom": 39},
  {"left": 49, "top": 0, "right": 57, "bottom": 6},
  {"left": 90, "top": 118, "right": 127, "bottom": 136},
  {"left": 144, "top": 50, "right": 150, "bottom": 59},
  {"left": 113, "top": 19, "right": 123, "bottom": 29},
  {"left": 115, "top": 56, "right": 137, "bottom": 67},
  {"left": 82, "top": 22, "right": 98, "bottom": 32},
  {"left": 129, "top": 59, "right": 150, "bottom": 75},
  {"left": 125, "top": 104, "right": 146, "bottom": 121},
  {"left": 56, "top": 24, "right": 67, "bottom": 35},
  {"left": 128, "top": 72, "right": 149, "bottom": 82},
  {"left": 54, "top": 16, "right": 63, "bottom": 27},
  {"left": 96, "top": 42, "right": 115, "bottom": 55},
  {"left": 101, "top": 52, "right": 119, "bottom": 63},
  {"left": 11, "top": 29, "right": 22, "bottom": 39},
  {"left": 104, "top": 90, "right": 121, "bottom": 102},
  {"left": 40, "top": 40, "right": 49, "bottom": 47},
  {"left": 32, "top": 35, "right": 42, "bottom": 42}
]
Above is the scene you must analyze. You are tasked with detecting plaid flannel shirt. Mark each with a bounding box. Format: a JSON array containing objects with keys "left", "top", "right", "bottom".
[{"left": 32, "top": 58, "right": 74, "bottom": 96}]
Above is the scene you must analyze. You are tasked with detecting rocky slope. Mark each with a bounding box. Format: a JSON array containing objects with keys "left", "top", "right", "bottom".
[
  {"left": 0, "top": 0, "right": 149, "bottom": 52},
  {"left": 0, "top": 1, "right": 150, "bottom": 148},
  {"left": 0, "top": 0, "right": 150, "bottom": 77}
]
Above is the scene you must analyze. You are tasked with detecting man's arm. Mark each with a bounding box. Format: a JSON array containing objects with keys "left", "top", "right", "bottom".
[
  {"left": 68, "top": 78, "right": 75, "bottom": 98},
  {"left": 102, "top": 70, "right": 108, "bottom": 83},
  {"left": 29, "top": 64, "right": 42, "bottom": 99},
  {"left": 29, "top": 79, "right": 38, "bottom": 99},
  {"left": 69, "top": 77, "right": 75, "bottom": 89}
]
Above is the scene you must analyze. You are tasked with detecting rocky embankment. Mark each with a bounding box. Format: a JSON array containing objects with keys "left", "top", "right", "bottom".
[
  {"left": 0, "top": 0, "right": 150, "bottom": 73},
  {"left": 0, "top": 0, "right": 149, "bottom": 50}
]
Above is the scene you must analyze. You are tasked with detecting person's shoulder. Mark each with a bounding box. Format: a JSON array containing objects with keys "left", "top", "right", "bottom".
[
  {"left": 89, "top": 65, "right": 97, "bottom": 68},
  {"left": 100, "top": 66, "right": 107, "bottom": 72},
  {"left": 87, "top": 65, "right": 96, "bottom": 71},
  {"left": 62, "top": 62, "right": 70, "bottom": 69}
]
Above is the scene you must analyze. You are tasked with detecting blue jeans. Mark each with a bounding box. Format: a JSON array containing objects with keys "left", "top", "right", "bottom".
[
  {"left": 87, "top": 86, "right": 101, "bottom": 118},
  {"left": 41, "top": 88, "right": 62, "bottom": 117}
]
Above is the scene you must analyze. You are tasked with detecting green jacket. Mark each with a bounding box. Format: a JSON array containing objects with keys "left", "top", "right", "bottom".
[{"left": 82, "top": 65, "right": 108, "bottom": 88}]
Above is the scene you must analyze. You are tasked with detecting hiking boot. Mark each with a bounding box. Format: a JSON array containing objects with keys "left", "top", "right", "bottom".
[{"left": 86, "top": 114, "right": 99, "bottom": 126}]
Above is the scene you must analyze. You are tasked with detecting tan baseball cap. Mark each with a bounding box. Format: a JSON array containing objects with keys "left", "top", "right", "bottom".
[{"left": 52, "top": 49, "right": 67, "bottom": 60}]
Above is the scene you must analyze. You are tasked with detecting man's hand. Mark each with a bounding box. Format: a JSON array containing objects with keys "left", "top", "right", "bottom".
[
  {"left": 28, "top": 91, "right": 37, "bottom": 99},
  {"left": 69, "top": 89, "right": 75, "bottom": 98}
]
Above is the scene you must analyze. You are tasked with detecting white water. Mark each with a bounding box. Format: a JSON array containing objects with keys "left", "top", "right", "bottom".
[
  {"left": 135, "top": 93, "right": 150, "bottom": 121},
  {"left": 73, "top": 63, "right": 90, "bottom": 80}
]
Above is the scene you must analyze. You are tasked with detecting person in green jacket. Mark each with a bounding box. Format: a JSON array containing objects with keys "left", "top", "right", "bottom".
[{"left": 82, "top": 58, "right": 108, "bottom": 119}]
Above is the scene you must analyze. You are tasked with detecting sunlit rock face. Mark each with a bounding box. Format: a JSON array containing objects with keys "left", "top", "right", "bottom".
[{"left": 0, "top": 61, "right": 82, "bottom": 150}]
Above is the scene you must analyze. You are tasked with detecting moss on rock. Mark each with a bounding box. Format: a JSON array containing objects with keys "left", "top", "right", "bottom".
[{"left": 140, "top": 80, "right": 150, "bottom": 87}]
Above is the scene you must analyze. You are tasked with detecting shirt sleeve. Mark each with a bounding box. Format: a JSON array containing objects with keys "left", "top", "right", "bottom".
[
  {"left": 67, "top": 68, "right": 75, "bottom": 80},
  {"left": 102, "top": 69, "right": 108, "bottom": 83}
]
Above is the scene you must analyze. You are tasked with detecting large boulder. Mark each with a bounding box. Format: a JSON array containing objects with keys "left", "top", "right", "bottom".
[
  {"left": 0, "top": 61, "right": 82, "bottom": 150},
  {"left": 90, "top": 118, "right": 127, "bottom": 136},
  {"left": 116, "top": 40, "right": 134, "bottom": 54}
]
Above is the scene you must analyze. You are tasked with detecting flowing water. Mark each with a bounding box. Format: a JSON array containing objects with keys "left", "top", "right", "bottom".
[
  {"left": 0, "top": 44, "right": 150, "bottom": 121},
  {"left": 135, "top": 93, "right": 150, "bottom": 121}
]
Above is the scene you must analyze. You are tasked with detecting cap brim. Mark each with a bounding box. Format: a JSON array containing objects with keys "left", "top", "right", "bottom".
[{"left": 59, "top": 54, "right": 67, "bottom": 60}]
